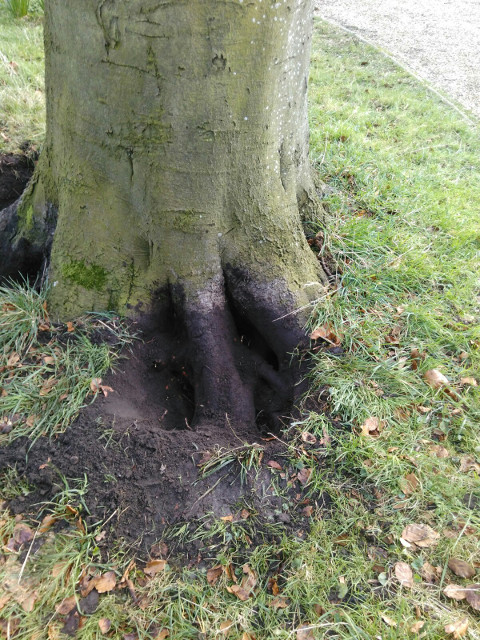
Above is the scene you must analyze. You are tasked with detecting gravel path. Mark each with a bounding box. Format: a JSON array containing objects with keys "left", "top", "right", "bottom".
[{"left": 315, "top": 0, "right": 480, "bottom": 120}]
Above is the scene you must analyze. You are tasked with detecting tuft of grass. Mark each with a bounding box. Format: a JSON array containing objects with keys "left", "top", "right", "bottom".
[
  {"left": 4, "top": 0, "right": 29, "bottom": 18},
  {"left": 0, "top": 281, "right": 134, "bottom": 443},
  {"left": 0, "top": 2, "right": 44, "bottom": 153}
]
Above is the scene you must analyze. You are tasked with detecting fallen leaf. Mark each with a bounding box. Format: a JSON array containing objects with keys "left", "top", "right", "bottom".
[
  {"left": 465, "top": 583, "right": 480, "bottom": 611},
  {"left": 448, "top": 558, "right": 476, "bottom": 579},
  {"left": 410, "top": 348, "right": 426, "bottom": 371},
  {"left": 429, "top": 444, "right": 449, "bottom": 458},
  {"left": 381, "top": 614, "right": 397, "bottom": 627},
  {"left": 410, "top": 621, "right": 425, "bottom": 633},
  {"left": 399, "top": 473, "right": 419, "bottom": 496},
  {"left": 267, "top": 460, "right": 282, "bottom": 470},
  {"left": 444, "top": 618, "right": 469, "bottom": 638},
  {"left": 56, "top": 596, "right": 77, "bottom": 615},
  {"left": 144, "top": 559, "right": 166, "bottom": 577},
  {"left": 95, "top": 530, "right": 107, "bottom": 542},
  {"left": 240, "top": 509, "right": 250, "bottom": 519},
  {"left": 220, "top": 514, "right": 233, "bottom": 522},
  {"left": 270, "top": 595, "right": 289, "bottom": 609},
  {"left": 90, "top": 378, "right": 102, "bottom": 393},
  {"left": 402, "top": 523, "right": 440, "bottom": 548},
  {"left": 39, "top": 377, "right": 58, "bottom": 396},
  {"left": 95, "top": 571, "right": 116, "bottom": 593},
  {"left": 154, "top": 631, "right": 169, "bottom": 640},
  {"left": 359, "top": 416, "right": 383, "bottom": 437},
  {"left": 66, "top": 321, "right": 75, "bottom": 332},
  {"left": 207, "top": 565, "right": 223, "bottom": 586},
  {"left": 296, "top": 624, "right": 315, "bottom": 640},
  {"left": 301, "top": 431, "right": 316, "bottom": 445},
  {"left": 39, "top": 514, "right": 56, "bottom": 534},
  {"left": 219, "top": 620, "right": 233, "bottom": 636},
  {"left": 98, "top": 618, "right": 111, "bottom": 634},
  {"left": 303, "top": 505, "right": 313, "bottom": 517},
  {"left": 297, "top": 467, "right": 312, "bottom": 486},
  {"left": 16, "top": 589, "right": 38, "bottom": 612},
  {"left": 228, "top": 585, "right": 250, "bottom": 601},
  {"left": 424, "top": 369, "right": 449, "bottom": 389},
  {"left": 459, "top": 456, "right": 480, "bottom": 474},
  {"left": 394, "top": 562, "right": 413, "bottom": 588},
  {"left": 309, "top": 323, "right": 341, "bottom": 346},
  {"left": 241, "top": 564, "right": 257, "bottom": 594},
  {"left": 443, "top": 584, "right": 467, "bottom": 600},
  {"left": 6, "top": 523, "right": 34, "bottom": 551},
  {"left": 420, "top": 562, "right": 441, "bottom": 584},
  {"left": 460, "top": 377, "right": 477, "bottom": 387},
  {"left": 241, "top": 634, "right": 255, "bottom": 640}
]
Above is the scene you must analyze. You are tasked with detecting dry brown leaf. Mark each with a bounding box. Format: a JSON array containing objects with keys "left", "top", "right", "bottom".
[
  {"left": 429, "top": 444, "right": 449, "bottom": 458},
  {"left": 359, "top": 416, "right": 383, "bottom": 437},
  {"left": 219, "top": 620, "right": 233, "bottom": 636},
  {"left": 448, "top": 558, "right": 476, "bottom": 579},
  {"left": 296, "top": 624, "right": 315, "bottom": 640},
  {"left": 394, "top": 562, "right": 413, "bottom": 588},
  {"left": 7, "top": 352, "right": 20, "bottom": 368},
  {"left": 465, "top": 583, "right": 480, "bottom": 611},
  {"left": 241, "top": 634, "right": 255, "bottom": 640},
  {"left": 154, "top": 631, "right": 169, "bottom": 640},
  {"left": 98, "top": 618, "right": 111, "bottom": 634},
  {"left": 459, "top": 456, "right": 480, "bottom": 474},
  {"left": 402, "top": 523, "right": 440, "bottom": 548},
  {"left": 39, "top": 377, "right": 58, "bottom": 396},
  {"left": 399, "top": 473, "right": 419, "bottom": 496},
  {"left": 144, "top": 559, "right": 166, "bottom": 577},
  {"left": 443, "top": 584, "right": 467, "bottom": 600},
  {"left": 445, "top": 618, "right": 469, "bottom": 638},
  {"left": 460, "top": 377, "right": 477, "bottom": 387},
  {"left": 303, "top": 505, "right": 313, "bottom": 517},
  {"left": 16, "top": 589, "right": 38, "bottom": 613},
  {"left": 6, "top": 523, "right": 34, "bottom": 552},
  {"left": 241, "top": 564, "right": 257, "bottom": 594},
  {"left": 420, "top": 562, "right": 441, "bottom": 584},
  {"left": 90, "top": 378, "right": 102, "bottom": 393},
  {"left": 228, "top": 584, "right": 250, "bottom": 601},
  {"left": 66, "top": 321, "right": 75, "bottom": 332},
  {"left": 240, "top": 509, "right": 250, "bottom": 519},
  {"left": 207, "top": 565, "right": 223, "bottom": 586},
  {"left": 220, "top": 514, "right": 233, "bottom": 522},
  {"left": 297, "top": 467, "right": 312, "bottom": 486},
  {"left": 267, "top": 460, "right": 282, "bottom": 470},
  {"left": 42, "top": 356, "right": 55, "bottom": 365},
  {"left": 410, "top": 621, "right": 425, "bottom": 633},
  {"left": 381, "top": 614, "right": 397, "bottom": 627},
  {"left": 424, "top": 369, "right": 449, "bottom": 389},
  {"left": 309, "top": 323, "right": 341, "bottom": 346},
  {"left": 95, "top": 571, "right": 117, "bottom": 593},
  {"left": 301, "top": 431, "right": 317, "bottom": 445},
  {"left": 39, "top": 514, "right": 56, "bottom": 534},
  {"left": 56, "top": 595, "right": 77, "bottom": 615},
  {"left": 270, "top": 595, "right": 289, "bottom": 609}
]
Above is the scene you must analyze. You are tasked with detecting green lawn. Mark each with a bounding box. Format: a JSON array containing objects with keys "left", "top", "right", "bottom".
[{"left": 1, "top": 13, "right": 480, "bottom": 640}]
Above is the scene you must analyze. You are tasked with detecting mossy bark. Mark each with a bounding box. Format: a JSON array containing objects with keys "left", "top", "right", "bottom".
[{"left": 2, "top": 0, "right": 328, "bottom": 429}]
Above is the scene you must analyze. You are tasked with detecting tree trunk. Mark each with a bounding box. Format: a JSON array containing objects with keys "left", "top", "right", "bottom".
[{"left": 1, "top": 0, "right": 328, "bottom": 430}]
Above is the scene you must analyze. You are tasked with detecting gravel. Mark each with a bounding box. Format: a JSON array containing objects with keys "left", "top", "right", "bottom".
[{"left": 315, "top": 0, "right": 480, "bottom": 120}]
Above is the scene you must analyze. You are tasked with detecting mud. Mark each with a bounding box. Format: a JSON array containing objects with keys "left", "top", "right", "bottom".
[{"left": 0, "top": 326, "right": 328, "bottom": 557}]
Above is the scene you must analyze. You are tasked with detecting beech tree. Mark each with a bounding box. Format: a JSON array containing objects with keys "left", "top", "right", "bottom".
[{"left": 0, "top": 0, "right": 328, "bottom": 429}]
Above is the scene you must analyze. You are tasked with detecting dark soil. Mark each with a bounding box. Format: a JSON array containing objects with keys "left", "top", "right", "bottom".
[
  {"left": 0, "top": 149, "right": 36, "bottom": 211},
  {"left": 0, "top": 326, "right": 328, "bottom": 557}
]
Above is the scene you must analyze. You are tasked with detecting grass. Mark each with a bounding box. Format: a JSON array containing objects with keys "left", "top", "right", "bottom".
[
  {"left": 1, "top": 15, "right": 480, "bottom": 640},
  {"left": 0, "top": 2, "right": 44, "bottom": 153},
  {"left": 0, "top": 280, "right": 133, "bottom": 443}
]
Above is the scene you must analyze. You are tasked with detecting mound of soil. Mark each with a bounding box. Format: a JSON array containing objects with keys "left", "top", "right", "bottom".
[
  {"left": 0, "top": 150, "right": 36, "bottom": 211},
  {"left": 0, "top": 329, "right": 328, "bottom": 556}
]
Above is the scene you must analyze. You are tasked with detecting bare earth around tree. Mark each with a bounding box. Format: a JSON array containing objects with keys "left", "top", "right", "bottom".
[{"left": 315, "top": 0, "right": 480, "bottom": 119}]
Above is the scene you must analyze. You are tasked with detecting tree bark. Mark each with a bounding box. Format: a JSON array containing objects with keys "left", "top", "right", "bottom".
[{"left": 1, "top": 0, "right": 328, "bottom": 429}]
